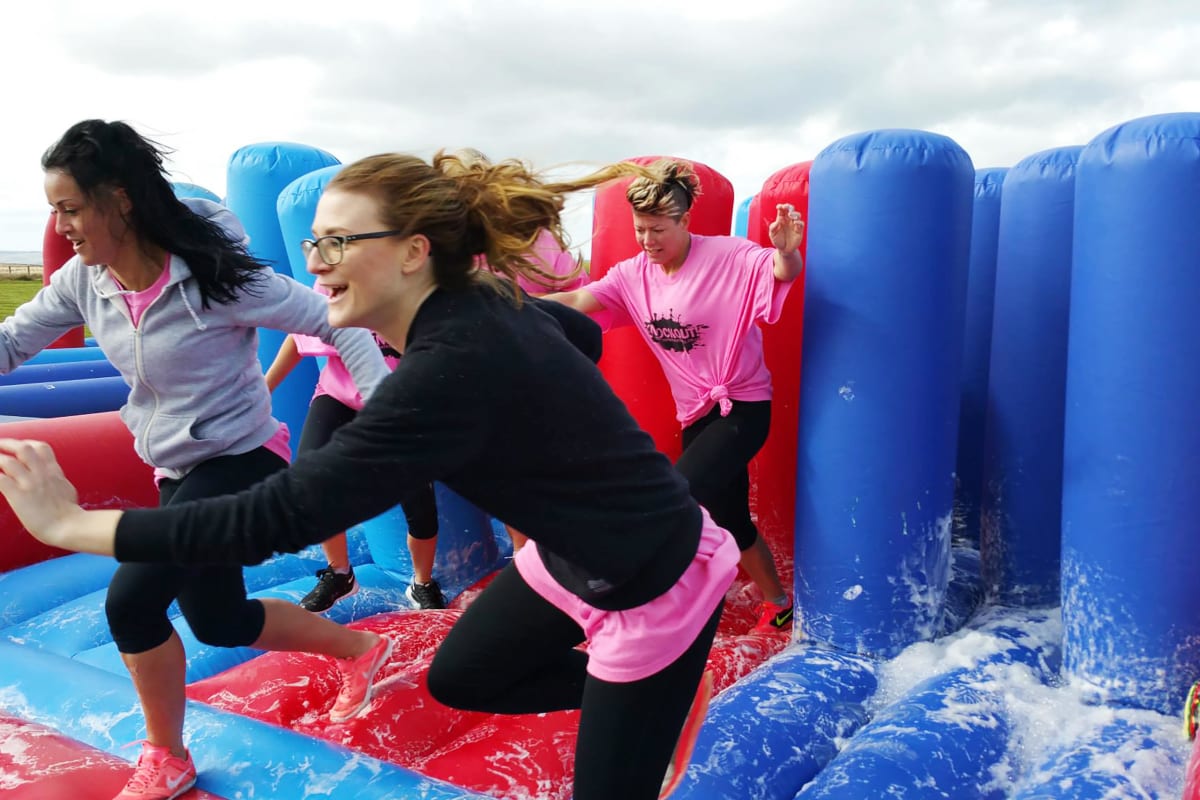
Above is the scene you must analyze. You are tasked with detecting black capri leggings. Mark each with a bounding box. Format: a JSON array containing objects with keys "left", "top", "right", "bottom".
[
  {"left": 106, "top": 446, "right": 286, "bottom": 654},
  {"left": 299, "top": 394, "right": 439, "bottom": 539},
  {"left": 427, "top": 563, "right": 723, "bottom": 800},
  {"left": 674, "top": 399, "right": 771, "bottom": 551}
]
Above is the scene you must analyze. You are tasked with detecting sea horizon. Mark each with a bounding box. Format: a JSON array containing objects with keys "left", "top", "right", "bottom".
[{"left": 0, "top": 251, "right": 42, "bottom": 265}]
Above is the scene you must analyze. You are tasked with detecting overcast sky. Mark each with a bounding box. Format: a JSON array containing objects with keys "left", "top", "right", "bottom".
[{"left": 1, "top": 0, "right": 1196, "bottom": 255}]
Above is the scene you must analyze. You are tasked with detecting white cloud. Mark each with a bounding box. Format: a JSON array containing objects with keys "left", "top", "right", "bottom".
[{"left": 1, "top": 0, "right": 1197, "bottom": 253}]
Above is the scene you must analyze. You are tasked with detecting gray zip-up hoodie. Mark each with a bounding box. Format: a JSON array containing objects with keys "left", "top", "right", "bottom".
[{"left": 0, "top": 202, "right": 388, "bottom": 474}]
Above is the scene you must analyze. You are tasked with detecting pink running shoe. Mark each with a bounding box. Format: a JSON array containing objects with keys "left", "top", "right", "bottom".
[
  {"left": 659, "top": 669, "right": 715, "bottom": 799},
  {"left": 331, "top": 635, "right": 394, "bottom": 722},
  {"left": 113, "top": 741, "right": 197, "bottom": 800}
]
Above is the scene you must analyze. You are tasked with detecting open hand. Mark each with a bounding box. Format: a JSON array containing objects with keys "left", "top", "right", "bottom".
[
  {"left": 0, "top": 438, "right": 85, "bottom": 549},
  {"left": 768, "top": 203, "right": 805, "bottom": 255}
]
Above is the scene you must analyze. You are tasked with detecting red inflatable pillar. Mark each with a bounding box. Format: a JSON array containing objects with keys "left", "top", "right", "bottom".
[
  {"left": 590, "top": 156, "right": 735, "bottom": 458},
  {"left": 746, "top": 162, "right": 811, "bottom": 559},
  {"left": 41, "top": 213, "right": 85, "bottom": 349},
  {"left": 0, "top": 412, "right": 156, "bottom": 571}
]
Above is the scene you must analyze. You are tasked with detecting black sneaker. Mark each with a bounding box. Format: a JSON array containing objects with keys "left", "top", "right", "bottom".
[
  {"left": 300, "top": 567, "right": 358, "bottom": 612},
  {"left": 405, "top": 580, "right": 446, "bottom": 610}
]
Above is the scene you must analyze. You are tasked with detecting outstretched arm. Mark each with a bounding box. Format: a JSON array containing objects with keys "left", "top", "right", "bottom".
[
  {"left": 0, "top": 439, "right": 121, "bottom": 555},
  {"left": 769, "top": 203, "right": 806, "bottom": 282},
  {"left": 540, "top": 288, "right": 606, "bottom": 315},
  {"left": 1, "top": 339, "right": 490, "bottom": 567}
]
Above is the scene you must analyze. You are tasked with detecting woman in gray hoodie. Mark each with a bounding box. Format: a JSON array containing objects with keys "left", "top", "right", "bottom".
[{"left": 0, "top": 119, "right": 392, "bottom": 800}]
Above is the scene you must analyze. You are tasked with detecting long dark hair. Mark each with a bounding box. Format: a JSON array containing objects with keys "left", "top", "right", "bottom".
[{"left": 42, "top": 119, "right": 266, "bottom": 309}]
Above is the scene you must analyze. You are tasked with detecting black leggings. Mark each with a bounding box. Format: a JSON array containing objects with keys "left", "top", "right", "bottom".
[
  {"left": 428, "top": 564, "right": 723, "bottom": 800},
  {"left": 106, "top": 447, "right": 286, "bottom": 654},
  {"left": 300, "top": 394, "right": 439, "bottom": 539},
  {"left": 675, "top": 399, "right": 771, "bottom": 551}
]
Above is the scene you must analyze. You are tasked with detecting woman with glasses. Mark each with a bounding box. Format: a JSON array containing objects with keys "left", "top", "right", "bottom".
[
  {"left": 0, "top": 150, "right": 734, "bottom": 800},
  {"left": 0, "top": 119, "right": 392, "bottom": 800},
  {"left": 543, "top": 160, "right": 806, "bottom": 633}
]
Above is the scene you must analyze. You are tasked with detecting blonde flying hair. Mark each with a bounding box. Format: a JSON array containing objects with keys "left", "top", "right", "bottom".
[
  {"left": 327, "top": 151, "right": 654, "bottom": 296},
  {"left": 625, "top": 159, "right": 702, "bottom": 220}
]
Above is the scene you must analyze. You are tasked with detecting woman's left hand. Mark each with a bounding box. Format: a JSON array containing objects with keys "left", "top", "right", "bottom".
[
  {"left": 0, "top": 438, "right": 88, "bottom": 549},
  {"left": 768, "top": 203, "right": 806, "bottom": 255}
]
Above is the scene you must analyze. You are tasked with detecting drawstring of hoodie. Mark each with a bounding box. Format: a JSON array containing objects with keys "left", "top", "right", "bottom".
[{"left": 177, "top": 284, "right": 207, "bottom": 331}]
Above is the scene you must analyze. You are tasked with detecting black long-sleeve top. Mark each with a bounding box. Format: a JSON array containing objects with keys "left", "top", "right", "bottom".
[{"left": 115, "top": 285, "right": 703, "bottom": 611}]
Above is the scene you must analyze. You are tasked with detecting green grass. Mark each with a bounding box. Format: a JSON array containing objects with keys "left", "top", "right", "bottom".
[{"left": 0, "top": 276, "right": 43, "bottom": 321}]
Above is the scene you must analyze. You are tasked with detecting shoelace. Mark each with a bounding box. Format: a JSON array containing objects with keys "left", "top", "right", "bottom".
[{"left": 123, "top": 754, "right": 161, "bottom": 791}]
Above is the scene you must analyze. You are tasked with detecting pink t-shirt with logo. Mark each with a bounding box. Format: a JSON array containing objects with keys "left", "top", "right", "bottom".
[{"left": 586, "top": 234, "right": 794, "bottom": 426}]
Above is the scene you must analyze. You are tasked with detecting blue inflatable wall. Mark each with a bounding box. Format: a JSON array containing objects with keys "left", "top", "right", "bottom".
[
  {"left": 796, "top": 130, "right": 974, "bottom": 657},
  {"left": 0, "top": 375, "right": 128, "bottom": 417},
  {"left": 954, "top": 167, "right": 1007, "bottom": 545},
  {"left": 225, "top": 143, "right": 340, "bottom": 454},
  {"left": 980, "top": 146, "right": 1081, "bottom": 606},
  {"left": 25, "top": 346, "right": 106, "bottom": 365},
  {"left": 0, "top": 360, "right": 118, "bottom": 387},
  {"left": 1062, "top": 112, "right": 1200, "bottom": 715},
  {"left": 796, "top": 608, "right": 1060, "bottom": 799}
]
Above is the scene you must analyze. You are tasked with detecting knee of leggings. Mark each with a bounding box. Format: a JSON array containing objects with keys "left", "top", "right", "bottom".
[
  {"left": 407, "top": 524, "right": 438, "bottom": 541},
  {"left": 186, "top": 605, "right": 263, "bottom": 649},
  {"left": 109, "top": 619, "right": 175, "bottom": 654},
  {"left": 426, "top": 659, "right": 489, "bottom": 710},
  {"left": 426, "top": 661, "right": 462, "bottom": 708}
]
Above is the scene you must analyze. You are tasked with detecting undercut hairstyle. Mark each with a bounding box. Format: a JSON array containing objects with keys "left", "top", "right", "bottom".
[{"left": 625, "top": 159, "right": 701, "bottom": 220}]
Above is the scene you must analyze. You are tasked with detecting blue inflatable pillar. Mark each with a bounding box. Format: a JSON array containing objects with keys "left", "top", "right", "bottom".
[
  {"left": 277, "top": 164, "right": 344, "bottom": 287},
  {"left": 733, "top": 195, "right": 754, "bottom": 237},
  {"left": 1062, "top": 113, "right": 1200, "bottom": 714},
  {"left": 980, "top": 147, "right": 1081, "bottom": 605},
  {"left": 225, "top": 143, "right": 341, "bottom": 453},
  {"left": 796, "top": 130, "right": 973, "bottom": 657},
  {"left": 170, "top": 182, "right": 221, "bottom": 203},
  {"left": 953, "top": 168, "right": 1007, "bottom": 545}
]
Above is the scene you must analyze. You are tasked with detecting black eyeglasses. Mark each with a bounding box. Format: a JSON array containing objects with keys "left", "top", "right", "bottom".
[{"left": 300, "top": 230, "right": 407, "bottom": 266}]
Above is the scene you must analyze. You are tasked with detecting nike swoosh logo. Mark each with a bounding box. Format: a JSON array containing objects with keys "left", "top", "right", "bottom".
[
  {"left": 772, "top": 608, "right": 793, "bottom": 627},
  {"left": 165, "top": 771, "right": 192, "bottom": 791}
]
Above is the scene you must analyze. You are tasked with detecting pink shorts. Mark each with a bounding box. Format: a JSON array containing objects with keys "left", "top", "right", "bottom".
[{"left": 514, "top": 508, "right": 739, "bottom": 683}]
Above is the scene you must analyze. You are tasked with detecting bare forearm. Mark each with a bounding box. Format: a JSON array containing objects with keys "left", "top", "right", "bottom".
[
  {"left": 264, "top": 335, "right": 302, "bottom": 391},
  {"left": 49, "top": 508, "right": 123, "bottom": 556},
  {"left": 773, "top": 248, "right": 805, "bottom": 282}
]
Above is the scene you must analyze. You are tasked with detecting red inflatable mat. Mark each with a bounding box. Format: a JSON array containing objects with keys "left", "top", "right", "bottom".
[{"left": 187, "top": 577, "right": 790, "bottom": 800}]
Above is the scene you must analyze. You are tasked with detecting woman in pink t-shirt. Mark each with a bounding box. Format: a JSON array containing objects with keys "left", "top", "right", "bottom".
[
  {"left": 545, "top": 160, "right": 805, "bottom": 633},
  {"left": 266, "top": 318, "right": 444, "bottom": 613}
]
